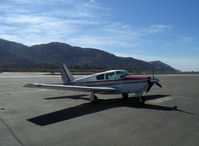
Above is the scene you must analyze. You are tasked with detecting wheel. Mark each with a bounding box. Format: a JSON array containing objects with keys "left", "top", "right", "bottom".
[
  {"left": 138, "top": 96, "right": 145, "bottom": 104},
  {"left": 122, "top": 93, "right": 129, "bottom": 100}
]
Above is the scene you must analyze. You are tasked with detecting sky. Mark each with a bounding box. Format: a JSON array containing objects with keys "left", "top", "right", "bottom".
[{"left": 0, "top": 0, "right": 199, "bottom": 71}]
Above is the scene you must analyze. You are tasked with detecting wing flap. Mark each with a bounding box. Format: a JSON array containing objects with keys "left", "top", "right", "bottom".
[{"left": 25, "top": 83, "right": 119, "bottom": 93}]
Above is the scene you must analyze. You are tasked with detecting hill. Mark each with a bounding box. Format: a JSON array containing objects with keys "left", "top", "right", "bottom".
[{"left": 0, "top": 38, "right": 178, "bottom": 73}]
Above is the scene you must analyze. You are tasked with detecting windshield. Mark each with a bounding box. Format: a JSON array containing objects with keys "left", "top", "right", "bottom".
[{"left": 116, "top": 71, "right": 130, "bottom": 79}]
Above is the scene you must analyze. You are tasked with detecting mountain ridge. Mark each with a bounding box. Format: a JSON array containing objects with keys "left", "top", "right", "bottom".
[{"left": 0, "top": 38, "right": 179, "bottom": 73}]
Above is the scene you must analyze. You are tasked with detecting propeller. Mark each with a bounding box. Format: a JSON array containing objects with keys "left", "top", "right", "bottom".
[
  {"left": 155, "top": 82, "right": 162, "bottom": 87},
  {"left": 146, "top": 81, "right": 153, "bottom": 92},
  {"left": 146, "top": 76, "right": 162, "bottom": 93}
]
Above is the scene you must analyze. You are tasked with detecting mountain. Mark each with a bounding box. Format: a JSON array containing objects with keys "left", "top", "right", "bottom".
[{"left": 0, "top": 38, "right": 179, "bottom": 72}]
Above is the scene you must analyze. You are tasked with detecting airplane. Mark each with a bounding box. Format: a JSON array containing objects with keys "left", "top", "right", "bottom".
[{"left": 25, "top": 63, "right": 162, "bottom": 104}]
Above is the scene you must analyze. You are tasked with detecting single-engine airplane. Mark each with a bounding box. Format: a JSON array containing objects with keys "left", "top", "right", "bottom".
[{"left": 25, "top": 63, "right": 162, "bottom": 104}]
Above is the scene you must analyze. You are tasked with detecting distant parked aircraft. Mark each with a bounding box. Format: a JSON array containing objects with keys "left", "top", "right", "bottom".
[{"left": 26, "top": 63, "right": 162, "bottom": 104}]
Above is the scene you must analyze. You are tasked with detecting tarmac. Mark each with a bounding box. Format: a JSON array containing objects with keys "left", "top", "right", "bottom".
[{"left": 0, "top": 72, "right": 199, "bottom": 146}]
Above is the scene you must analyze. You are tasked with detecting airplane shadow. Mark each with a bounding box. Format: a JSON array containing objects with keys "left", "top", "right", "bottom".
[{"left": 27, "top": 94, "right": 194, "bottom": 126}]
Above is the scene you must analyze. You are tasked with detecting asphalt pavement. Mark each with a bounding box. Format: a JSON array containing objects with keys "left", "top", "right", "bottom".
[{"left": 0, "top": 73, "right": 199, "bottom": 146}]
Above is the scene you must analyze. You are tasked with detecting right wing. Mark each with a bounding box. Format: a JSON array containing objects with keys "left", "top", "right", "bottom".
[{"left": 25, "top": 83, "right": 120, "bottom": 93}]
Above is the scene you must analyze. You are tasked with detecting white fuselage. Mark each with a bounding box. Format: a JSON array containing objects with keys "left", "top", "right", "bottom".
[{"left": 71, "top": 70, "right": 150, "bottom": 94}]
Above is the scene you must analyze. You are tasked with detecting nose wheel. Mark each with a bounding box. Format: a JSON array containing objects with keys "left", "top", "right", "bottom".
[
  {"left": 122, "top": 93, "right": 145, "bottom": 104},
  {"left": 135, "top": 92, "right": 145, "bottom": 104}
]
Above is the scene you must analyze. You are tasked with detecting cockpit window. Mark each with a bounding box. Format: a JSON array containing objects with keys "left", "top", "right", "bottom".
[
  {"left": 116, "top": 71, "right": 130, "bottom": 79},
  {"left": 106, "top": 72, "right": 116, "bottom": 80},
  {"left": 96, "top": 74, "right": 105, "bottom": 80},
  {"left": 96, "top": 71, "right": 130, "bottom": 80}
]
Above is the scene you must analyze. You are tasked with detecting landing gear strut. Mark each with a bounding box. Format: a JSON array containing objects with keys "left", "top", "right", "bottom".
[
  {"left": 90, "top": 92, "right": 98, "bottom": 102},
  {"left": 135, "top": 92, "right": 145, "bottom": 104}
]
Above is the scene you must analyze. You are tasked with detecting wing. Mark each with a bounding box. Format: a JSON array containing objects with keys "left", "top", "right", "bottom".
[{"left": 24, "top": 83, "right": 120, "bottom": 93}]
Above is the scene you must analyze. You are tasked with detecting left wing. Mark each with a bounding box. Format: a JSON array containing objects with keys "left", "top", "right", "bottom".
[{"left": 25, "top": 83, "right": 120, "bottom": 93}]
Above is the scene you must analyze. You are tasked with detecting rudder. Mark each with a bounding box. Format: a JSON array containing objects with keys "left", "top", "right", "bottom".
[{"left": 60, "top": 63, "right": 74, "bottom": 84}]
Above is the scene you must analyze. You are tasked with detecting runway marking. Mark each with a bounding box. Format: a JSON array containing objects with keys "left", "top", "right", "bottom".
[{"left": 148, "top": 97, "right": 172, "bottom": 104}]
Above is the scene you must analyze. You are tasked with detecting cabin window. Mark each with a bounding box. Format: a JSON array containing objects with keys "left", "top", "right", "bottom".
[
  {"left": 96, "top": 74, "right": 105, "bottom": 80},
  {"left": 105, "top": 72, "right": 116, "bottom": 80}
]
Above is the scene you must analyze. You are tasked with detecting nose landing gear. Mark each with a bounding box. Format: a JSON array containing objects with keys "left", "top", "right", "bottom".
[
  {"left": 122, "top": 93, "right": 145, "bottom": 104},
  {"left": 135, "top": 92, "right": 145, "bottom": 104}
]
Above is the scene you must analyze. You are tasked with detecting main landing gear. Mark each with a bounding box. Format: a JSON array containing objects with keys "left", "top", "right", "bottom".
[
  {"left": 90, "top": 92, "right": 145, "bottom": 104},
  {"left": 122, "top": 93, "right": 145, "bottom": 104},
  {"left": 90, "top": 92, "right": 98, "bottom": 102}
]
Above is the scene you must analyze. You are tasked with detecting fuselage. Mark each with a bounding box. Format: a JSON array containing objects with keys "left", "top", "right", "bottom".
[{"left": 72, "top": 70, "right": 151, "bottom": 94}]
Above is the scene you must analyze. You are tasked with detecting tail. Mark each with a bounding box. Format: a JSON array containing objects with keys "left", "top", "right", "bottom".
[{"left": 60, "top": 63, "right": 74, "bottom": 84}]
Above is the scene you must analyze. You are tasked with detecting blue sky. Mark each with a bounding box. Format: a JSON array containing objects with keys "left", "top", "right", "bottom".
[{"left": 0, "top": 0, "right": 199, "bottom": 71}]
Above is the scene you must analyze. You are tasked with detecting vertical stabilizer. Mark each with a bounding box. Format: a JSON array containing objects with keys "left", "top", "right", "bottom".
[{"left": 60, "top": 63, "right": 74, "bottom": 84}]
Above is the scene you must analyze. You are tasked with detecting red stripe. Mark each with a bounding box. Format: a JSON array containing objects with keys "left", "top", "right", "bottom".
[
  {"left": 87, "top": 75, "right": 149, "bottom": 83},
  {"left": 123, "top": 76, "right": 149, "bottom": 80}
]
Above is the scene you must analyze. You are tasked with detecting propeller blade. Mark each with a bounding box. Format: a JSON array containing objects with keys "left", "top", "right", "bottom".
[
  {"left": 156, "top": 82, "right": 162, "bottom": 88},
  {"left": 147, "top": 82, "right": 153, "bottom": 92}
]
